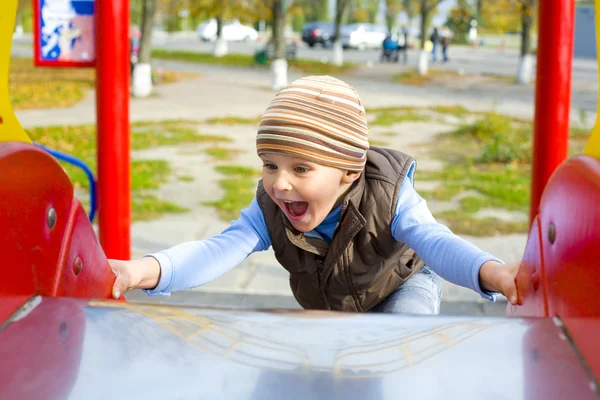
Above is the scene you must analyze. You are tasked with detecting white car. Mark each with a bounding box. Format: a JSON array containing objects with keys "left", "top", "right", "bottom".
[
  {"left": 341, "top": 23, "right": 389, "bottom": 50},
  {"left": 197, "top": 19, "right": 259, "bottom": 42}
]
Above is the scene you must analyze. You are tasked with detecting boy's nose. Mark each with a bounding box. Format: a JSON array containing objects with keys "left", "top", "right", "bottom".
[{"left": 272, "top": 174, "right": 292, "bottom": 193}]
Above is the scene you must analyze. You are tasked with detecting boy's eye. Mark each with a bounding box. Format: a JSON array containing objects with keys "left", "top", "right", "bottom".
[
  {"left": 263, "top": 163, "right": 277, "bottom": 170},
  {"left": 294, "top": 166, "right": 309, "bottom": 174}
]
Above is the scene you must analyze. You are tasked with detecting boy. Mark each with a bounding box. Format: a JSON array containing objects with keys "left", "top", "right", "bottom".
[{"left": 110, "top": 76, "right": 520, "bottom": 313}]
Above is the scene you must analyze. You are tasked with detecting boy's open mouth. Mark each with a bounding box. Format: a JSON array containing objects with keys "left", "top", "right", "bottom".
[{"left": 283, "top": 200, "right": 309, "bottom": 220}]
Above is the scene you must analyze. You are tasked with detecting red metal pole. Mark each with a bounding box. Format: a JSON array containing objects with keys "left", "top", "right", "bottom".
[
  {"left": 95, "top": 0, "right": 131, "bottom": 259},
  {"left": 529, "top": 0, "right": 575, "bottom": 224}
]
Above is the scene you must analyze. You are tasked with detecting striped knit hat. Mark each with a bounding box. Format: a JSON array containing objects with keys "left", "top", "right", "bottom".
[{"left": 256, "top": 75, "right": 370, "bottom": 172}]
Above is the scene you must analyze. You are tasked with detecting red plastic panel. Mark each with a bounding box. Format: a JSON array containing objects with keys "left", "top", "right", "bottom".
[
  {"left": 506, "top": 217, "right": 549, "bottom": 317},
  {"left": 537, "top": 156, "right": 600, "bottom": 317},
  {"left": 562, "top": 318, "right": 600, "bottom": 385},
  {"left": 0, "top": 142, "right": 118, "bottom": 300},
  {"left": 0, "top": 296, "right": 29, "bottom": 325},
  {"left": 0, "top": 143, "right": 73, "bottom": 296},
  {"left": 56, "top": 200, "right": 116, "bottom": 299},
  {"left": 522, "top": 317, "right": 598, "bottom": 400},
  {"left": 0, "top": 297, "right": 85, "bottom": 400}
]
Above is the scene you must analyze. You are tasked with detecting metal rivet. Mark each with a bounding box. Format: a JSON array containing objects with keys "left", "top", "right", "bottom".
[
  {"left": 531, "top": 348, "right": 539, "bottom": 362},
  {"left": 548, "top": 223, "right": 556, "bottom": 244},
  {"left": 531, "top": 273, "right": 540, "bottom": 292},
  {"left": 59, "top": 322, "right": 68, "bottom": 343},
  {"left": 47, "top": 207, "right": 57, "bottom": 229},
  {"left": 73, "top": 257, "right": 83, "bottom": 276}
]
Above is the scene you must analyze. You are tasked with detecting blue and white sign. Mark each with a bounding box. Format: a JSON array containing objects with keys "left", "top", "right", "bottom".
[{"left": 36, "top": 0, "right": 95, "bottom": 66}]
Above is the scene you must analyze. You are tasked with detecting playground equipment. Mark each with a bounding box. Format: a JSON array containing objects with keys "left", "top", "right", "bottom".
[{"left": 0, "top": 0, "right": 599, "bottom": 398}]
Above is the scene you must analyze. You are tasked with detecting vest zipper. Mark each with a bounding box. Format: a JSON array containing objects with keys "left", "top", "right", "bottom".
[{"left": 316, "top": 258, "right": 331, "bottom": 310}]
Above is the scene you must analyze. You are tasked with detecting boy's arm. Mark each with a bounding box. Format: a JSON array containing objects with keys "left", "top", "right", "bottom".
[
  {"left": 143, "top": 197, "right": 271, "bottom": 296},
  {"left": 391, "top": 173, "right": 504, "bottom": 301}
]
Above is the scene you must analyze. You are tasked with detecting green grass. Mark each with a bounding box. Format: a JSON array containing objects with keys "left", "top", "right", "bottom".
[
  {"left": 392, "top": 69, "right": 454, "bottom": 86},
  {"left": 132, "top": 194, "right": 189, "bottom": 221},
  {"left": 392, "top": 69, "right": 515, "bottom": 87},
  {"left": 9, "top": 57, "right": 191, "bottom": 110},
  {"left": 203, "top": 165, "right": 261, "bottom": 221},
  {"left": 178, "top": 175, "right": 195, "bottom": 182},
  {"left": 204, "top": 146, "right": 241, "bottom": 161},
  {"left": 152, "top": 49, "right": 256, "bottom": 67},
  {"left": 370, "top": 109, "right": 432, "bottom": 126},
  {"left": 10, "top": 58, "right": 95, "bottom": 110},
  {"left": 416, "top": 110, "right": 593, "bottom": 236},
  {"left": 434, "top": 209, "right": 529, "bottom": 236},
  {"left": 130, "top": 121, "right": 232, "bottom": 150},
  {"left": 26, "top": 120, "right": 230, "bottom": 221},
  {"left": 205, "top": 116, "right": 262, "bottom": 125},
  {"left": 429, "top": 105, "right": 471, "bottom": 118},
  {"left": 151, "top": 49, "right": 357, "bottom": 75}
]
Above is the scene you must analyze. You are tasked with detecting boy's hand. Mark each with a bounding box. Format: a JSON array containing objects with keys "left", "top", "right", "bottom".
[
  {"left": 109, "top": 257, "right": 161, "bottom": 300},
  {"left": 479, "top": 260, "right": 521, "bottom": 306}
]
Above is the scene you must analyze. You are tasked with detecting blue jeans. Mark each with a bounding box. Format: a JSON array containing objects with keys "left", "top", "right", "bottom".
[{"left": 369, "top": 266, "right": 442, "bottom": 314}]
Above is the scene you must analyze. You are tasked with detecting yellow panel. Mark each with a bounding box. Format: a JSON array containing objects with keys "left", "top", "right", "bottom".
[
  {"left": 0, "top": 0, "right": 31, "bottom": 143},
  {"left": 584, "top": 0, "right": 600, "bottom": 158}
]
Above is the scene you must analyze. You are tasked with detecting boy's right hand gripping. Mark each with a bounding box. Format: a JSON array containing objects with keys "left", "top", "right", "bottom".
[{"left": 108, "top": 258, "right": 161, "bottom": 300}]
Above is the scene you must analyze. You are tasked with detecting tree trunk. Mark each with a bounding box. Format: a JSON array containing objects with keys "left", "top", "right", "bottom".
[
  {"left": 133, "top": 0, "right": 157, "bottom": 98},
  {"left": 419, "top": 2, "right": 428, "bottom": 49},
  {"left": 520, "top": 0, "right": 533, "bottom": 57},
  {"left": 272, "top": 0, "right": 286, "bottom": 60},
  {"left": 271, "top": 0, "right": 288, "bottom": 90},
  {"left": 138, "top": 0, "right": 156, "bottom": 64},
  {"left": 516, "top": 0, "right": 534, "bottom": 84},
  {"left": 217, "top": 14, "right": 223, "bottom": 39},
  {"left": 418, "top": 0, "right": 430, "bottom": 76},
  {"left": 332, "top": 0, "right": 346, "bottom": 66},
  {"left": 213, "top": 13, "right": 228, "bottom": 57}
]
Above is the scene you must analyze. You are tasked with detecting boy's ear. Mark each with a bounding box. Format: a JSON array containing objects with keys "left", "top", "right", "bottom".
[{"left": 341, "top": 170, "right": 361, "bottom": 184}]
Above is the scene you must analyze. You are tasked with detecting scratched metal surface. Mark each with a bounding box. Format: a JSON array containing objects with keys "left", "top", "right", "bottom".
[{"left": 0, "top": 296, "right": 597, "bottom": 400}]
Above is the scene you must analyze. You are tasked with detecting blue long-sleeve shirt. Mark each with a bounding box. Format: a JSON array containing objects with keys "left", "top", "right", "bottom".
[{"left": 145, "top": 163, "right": 500, "bottom": 301}]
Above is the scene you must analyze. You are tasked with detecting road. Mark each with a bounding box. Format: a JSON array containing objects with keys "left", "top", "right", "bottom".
[
  {"left": 13, "top": 32, "right": 599, "bottom": 85},
  {"left": 151, "top": 33, "right": 599, "bottom": 85}
]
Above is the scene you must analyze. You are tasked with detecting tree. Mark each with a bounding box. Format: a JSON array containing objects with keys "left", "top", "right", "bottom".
[
  {"left": 385, "top": 0, "right": 403, "bottom": 31},
  {"left": 479, "top": 0, "right": 521, "bottom": 33},
  {"left": 191, "top": 0, "right": 268, "bottom": 57},
  {"left": 132, "top": 0, "right": 158, "bottom": 98},
  {"left": 476, "top": 0, "right": 537, "bottom": 83},
  {"left": 417, "top": 0, "right": 442, "bottom": 49},
  {"left": 516, "top": 0, "right": 536, "bottom": 84},
  {"left": 411, "top": 0, "right": 444, "bottom": 75},
  {"left": 270, "top": 0, "right": 288, "bottom": 90},
  {"left": 292, "top": 0, "right": 329, "bottom": 23},
  {"left": 445, "top": 0, "right": 474, "bottom": 43},
  {"left": 331, "top": 0, "right": 351, "bottom": 66}
]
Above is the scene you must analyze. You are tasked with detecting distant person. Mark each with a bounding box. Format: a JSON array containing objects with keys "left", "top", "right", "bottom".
[
  {"left": 430, "top": 28, "right": 439, "bottom": 62},
  {"left": 398, "top": 27, "right": 409, "bottom": 64},
  {"left": 109, "top": 76, "right": 521, "bottom": 314},
  {"left": 381, "top": 34, "right": 399, "bottom": 62},
  {"left": 441, "top": 28, "right": 451, "bottom": 62}
]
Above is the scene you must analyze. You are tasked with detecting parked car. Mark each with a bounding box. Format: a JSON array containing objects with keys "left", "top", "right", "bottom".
[
  {"left": 301, "top": 21, "right": 335, "bottom": 47},
  {"left": 196, "top": 19, "right": 258, "bottom": 42},
  {"left": 341, "top": 23, "right": 389, "bottom": 50}
]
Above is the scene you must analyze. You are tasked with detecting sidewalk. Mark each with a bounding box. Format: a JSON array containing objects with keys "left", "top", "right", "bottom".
[{"left": 15, "top": 64, "right": 532, "bottom": 313}]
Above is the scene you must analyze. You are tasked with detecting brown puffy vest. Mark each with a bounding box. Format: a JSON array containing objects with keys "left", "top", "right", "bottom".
[{"left": 256, "top": 147, "right": 424, "bottom": 312}]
